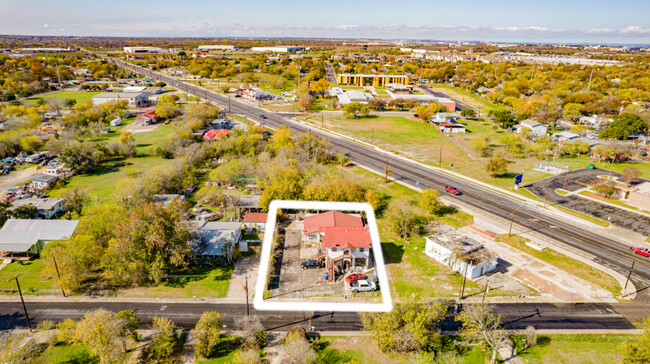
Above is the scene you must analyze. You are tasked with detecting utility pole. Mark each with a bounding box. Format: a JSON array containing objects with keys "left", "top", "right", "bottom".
[
  {"left": 52, "top": 256, "right": 66, "bottom": 297},
  {"left": 8, "top": 273, "right": 31, "bottom": 331},
  {"left": 563, "top": 170, "right": 569, "bottom": 191},
  {"left": 321, "top": 113, "right": 324, "bottom": 128},
  {"left": 439, "top": 147, "right": 442, "bottom": 168},
  {"left": 543, "top": 178, "right": 551, "bottom": 207},
  {"left": 55, "top": 58, "right": 62, "bottom": 90},
  {"left": 228, "top": 95, "right": 231, "bottom": 113},
  {"left": 297, "top": 52, "right": 302, "bottom": 92},
  {"left": 624, "top": 261, "right": 635, "bottom": 291},
  {"left": 244, "top": 275, "right": 250, "bottom": 318},
  {"left": 458, "top": 260, "right": 469, "bottom": 301},
  {"left": 371, "top": 129, "right": 374, "bottom": 145},
  {"left": 482, "top": 279, "right": 489, "bottom": 304},
  {"left": 508, "top": 205, "right": 516, "bottom": 237}
]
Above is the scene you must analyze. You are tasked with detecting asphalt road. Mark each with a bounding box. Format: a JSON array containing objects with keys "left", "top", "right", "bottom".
[
  {"left": 107, "top": 58, "right": 650, "bottom": 297},
  {"left": 325, "top": 62, "right": 337, "bottom": 84},
  {"left": 0, "top": 301, "right": 643, "bottom": 331}
]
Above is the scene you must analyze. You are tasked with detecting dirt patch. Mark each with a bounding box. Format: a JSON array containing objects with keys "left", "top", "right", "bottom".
[{"left": 0, "top": 166, "right": 40, "bottom": 194}]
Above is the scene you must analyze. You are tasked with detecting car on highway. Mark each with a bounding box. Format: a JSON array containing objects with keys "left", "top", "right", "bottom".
[
  {"left": 259, "top": 114, "right": 267, "bottom": 119},
  {"left": 444, "top": 186, "right": 462, "bottom": 195},
  {"left": 349, "top": 279, "right": 376, "bottom": 293},
  {"left": 345, "top": 273, "right": 366, "bottom": 284},
  {"left": 631, "top": 247, "right": 650, "bottom": 257},
  {"left": 301, "top": 260, "right": 324, "bottom": 269}
]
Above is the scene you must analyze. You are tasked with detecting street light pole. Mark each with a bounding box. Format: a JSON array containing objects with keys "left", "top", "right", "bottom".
[
  {"left": 245, "top": 275, "right": 249, "bottom": 318},
  {"left": 508, "top": 205, "right": 516, "bottom": 237},
  {"left": 8, "top": 273, "right": 31, "bottom": 331},
  {"left": 543, "top": 178, "right": 551, "bottom": 207}
]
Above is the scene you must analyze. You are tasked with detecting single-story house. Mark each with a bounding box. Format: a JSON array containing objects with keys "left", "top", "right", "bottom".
[
  {"left": 92, "top": 92, "right": 150, "bottom": 107},
  {"left": 152, "top": 194, "right": 186, "bottom": 207},
  {"left": 243, "top": 212, "right": 268, "bottom": 232},
  {"left": 323, "top": 226, "right": 372, "bottom": 273},
  {"left": 0, "top": 219, "right": 79, "bottom": 257},
  {"left": 431, "top": 112, "right": 459, "bottom": 124},
  {"left": 236, "top": 195, "right": 262, "bottom": 212},
  {"left": 515, "top": 119, "right": 547, "bottom": 137},
  {"left": 135, "top": 109, "right": 158, "bottom": 126},
  {"left": 10, "top": 198, "right": 66, "bottom": 219},
  {"left": 30, "top": 174, "right": 58, "bottom": 190},
  {"left": 440, "top": 123, "right": 467, "bottom": 133},
  {"left": 553, "top": 131, "right": 580, "bottom": 142},
  {"left": 628, "top": 181, "right": 650, "bottom": 211},
  {"left": 203, "top": 129, "right": 230, "bottom": 140},
  {"left": 189, "top": 221, "right": 244, "bottom": 261},
  {"left": 424, "top": 231, "right": 498, "bottom": 280},
  {"left": 303, "top": 210, "right": 364, "bottom": 244}
]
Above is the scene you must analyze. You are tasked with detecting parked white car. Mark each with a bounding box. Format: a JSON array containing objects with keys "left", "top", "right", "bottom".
[{"left": 349, "top": 279, "right": 376, "bottom": 293}]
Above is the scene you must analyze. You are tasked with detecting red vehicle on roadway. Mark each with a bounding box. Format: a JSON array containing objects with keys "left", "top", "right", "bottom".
[
  {"left": 631, "top": 247, "right": 650, "bottom": 257},
  {"left": 345, "top": 273, "right": 366, "bottom": 284},
  {"left": 444, "top": 186, "right": 462, "bottom": 195}
]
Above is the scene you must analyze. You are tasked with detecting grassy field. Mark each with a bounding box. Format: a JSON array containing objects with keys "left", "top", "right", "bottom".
[
  {"left": 0, "top": 259, "right": 56, "bottom": 294},
  {"left": 46, "top": 156, "right": 177, "bottom": 211},
  {"left": 496, "top": 235, "right": 621, "bottom": 295},
  {"left": 428, "top": 84, "right": 505, "bottom": 113},
  {"left": 199, "top": 335, "right": 242, "bottom": 363},
  {"left": 32, "top": 345, "right": 99, "bottom": 364},
  {"left": 27, "top": 90, "right": 100, "bottom": 104},
  {"left": 120, "top": 265, "right": 234, "bottom": 298},
  {"left": 515, "top": 334, "right": 632, "bottom": 364}
]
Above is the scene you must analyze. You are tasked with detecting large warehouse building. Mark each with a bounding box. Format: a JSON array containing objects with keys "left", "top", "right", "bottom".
[
  {"left": 251, "top": 46, "right": 304, "bottom": 53},
  {"left": 337, "top": 74, "right": 410, "bottom": 87},
  {"left": 198, "top": 45, "right": 236, "bottom": 51},
  {"left": 123, "top": 47, "right": 166, "bottom": 53}
]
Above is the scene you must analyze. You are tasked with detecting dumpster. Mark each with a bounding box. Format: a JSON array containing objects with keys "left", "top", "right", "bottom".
[{"left": 324, "top": 273, "right": 329, "bottom": 281}]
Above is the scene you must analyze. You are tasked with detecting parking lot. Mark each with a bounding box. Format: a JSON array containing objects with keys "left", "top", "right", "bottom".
[{"left": 524, "top": 167, "right": 650, "bottom": 236}]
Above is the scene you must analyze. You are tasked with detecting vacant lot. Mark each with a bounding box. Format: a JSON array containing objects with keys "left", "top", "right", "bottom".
[
  {"left": 119, "top": 265, "right": 234, "bottom": 298},
  {"left": 0, "top": 259, "right": 56, "bottom": 294},
  {"left": 27, "top": 90, "right": 100, "bottom": 104}
]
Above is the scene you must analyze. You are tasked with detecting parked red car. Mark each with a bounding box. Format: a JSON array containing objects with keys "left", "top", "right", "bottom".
[
  {"left": 631, "top": 247, "right": 650, "bottom": 258},
  {"left": 345, "top": 273, "right": 366, "bottom": 284},
  {"left": 444, "top": 186, "right": 462, "bottom": 195}
]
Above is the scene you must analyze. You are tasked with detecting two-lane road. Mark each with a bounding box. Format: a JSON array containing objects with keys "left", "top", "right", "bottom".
[{"left": 107, "top": 58, "right": 650, "bottom": 294}]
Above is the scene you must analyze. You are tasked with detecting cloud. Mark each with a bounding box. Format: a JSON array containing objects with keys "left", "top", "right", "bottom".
[{"left": 43, "top": 24, "right": 49, "bottom": 28}]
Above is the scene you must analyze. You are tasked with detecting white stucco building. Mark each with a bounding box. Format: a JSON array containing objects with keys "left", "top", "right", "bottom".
[{"left": 424, "top": 232, "right": 498, "bottom": 280}]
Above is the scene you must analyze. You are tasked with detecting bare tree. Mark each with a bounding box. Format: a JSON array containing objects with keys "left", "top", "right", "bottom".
[
  {"left": 621, "top": 166, "right": 640, "bottom": 186},
  {"left": 524, "top": 325, "right": 537, "bottom": 347},
  {"left": 282, "top": 338, "right": 317, "bottom": 364},
  {"left": 455, "top": 303, "right": 511, "bottom": 364}
]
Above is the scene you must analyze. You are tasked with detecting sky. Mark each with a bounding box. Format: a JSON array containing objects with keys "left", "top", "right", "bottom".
[{"left": 1, "top": 0, "right": 650, "bottom": 44}]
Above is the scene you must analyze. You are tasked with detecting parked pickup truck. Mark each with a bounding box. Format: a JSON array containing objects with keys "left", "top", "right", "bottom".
[{"left": 349, "top": 279, "right": 377, "bottom": 293}]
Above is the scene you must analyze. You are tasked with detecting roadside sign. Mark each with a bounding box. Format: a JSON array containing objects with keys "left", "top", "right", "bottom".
[{"left": 514, "top": 174, "right": 523, "bottom": 185}]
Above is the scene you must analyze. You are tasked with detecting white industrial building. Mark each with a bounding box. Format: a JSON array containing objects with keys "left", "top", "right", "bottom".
[
  {"left": 123, "top": 47, "right": 165, "bottom": 53},
  {"left": 251, "top": 46, "right": 304, "bottom": 53},
  {"left": 198, "top": 45, "right": 236, "bottom": 51},
  {"left": 424, "top": 231, "right": 498, "bottom": 280},
  {"left": 515, "top": 119, "right": 548, "bottom": 137},
  {"left": 92, "top": 92, "right": 150, "bottom": 107}
]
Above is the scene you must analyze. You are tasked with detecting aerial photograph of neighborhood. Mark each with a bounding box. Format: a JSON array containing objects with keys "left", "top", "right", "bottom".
[{"left": 0, "top": 0, "right": 649, "bottom": 363}]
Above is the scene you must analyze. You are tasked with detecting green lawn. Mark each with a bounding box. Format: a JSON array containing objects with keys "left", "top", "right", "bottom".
[
  {"left": 0, "top": 259, "right": 56, "bottom": 294},
  {"left": 27, "top": 91, "right": 100, "bottom": 104},
  {"left": 429, "top": 84, "right": 505, "bottom": 113},
  {"left": 123, "top": 265, "right": 234, "bottom": 298},
  {"left": 496, "top": 235, "right": 620, "bottom": 295},
  {"left": 515, "top": 334, "right": 632, "bottom": 364},
  {"left": 45, "top": 156, "right": 177, "bottom": 210},
  {"left": 33, "top": 344, "right": 99, "bottom": 364},
  {"left": 199, "top": 335, "right": 242, "bottom": 363}
]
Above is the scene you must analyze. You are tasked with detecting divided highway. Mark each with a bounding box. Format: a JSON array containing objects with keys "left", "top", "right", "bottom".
[{"left": 108, "top": 58, "right": 650, "bottom": 295}]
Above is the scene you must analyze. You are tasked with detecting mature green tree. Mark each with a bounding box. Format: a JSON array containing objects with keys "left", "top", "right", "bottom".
[
  {"left": 461, "top": 108, "right": 476, "bottom": 118},
  {"left": 310, "top": 78, "right": 330, "bottom": 97},
  {"left": 599, "top": 127, "right": 629, "bottom": 140},
  {"left": 303, "top": 177, "right": 365, "bottom": 202},
  {"left": 622, "top": 318, "right": 650, "bottom": 363},
  {"left": 385, "top": 197, "right": 419, "bottom": 240},
  {"left": 191, "top": 311, "right": 223, "bottom": 358},
  {"left": 259, "top": 165, "right": 304, "bottom": 211},
  {"left": 42, "top": 235, "right": 97, "bottom": 292},
  {"left": 493, "top": 110, "right": 516, "bottom": 129},
  {"left": 456, "top": 303, "right": 510, "bottom": 364},
  {"left": 103, "top": 201, "right": 193, "bottom": 286},
  {"left": 148, "top": 316, "right": 180, "bottom": 360},
  {"left": 562, "top": 103, "right": 585, "bottom": 119},
  {"left": 361, "top": 296, "right": 447, "bottom": 353},
  {"left": 63, "top": 188, "right": 88, "bottom": 217},
  {"left": 9, "top": 205, "right": 37, "bottom": 219},
  {"left": 470, "top": 136, "right": 489, "bottom": 157},
  {"left": 59, "top": 140, "right": 104, "bottom": 174},
  {"left": 419, "top": 188, "right": 441, "bottom": 214},
  {"left": 74, "top": 309, "right": 130, "bottom": 364},
  {"left": 485, "top": 155, "right": 508, "bottom": 177},
  {"left": 343, "top": 101, "right": 370, "bottom": 118},
  {"left": 269, "top": 125, "right": 294, "bottom": 153}
]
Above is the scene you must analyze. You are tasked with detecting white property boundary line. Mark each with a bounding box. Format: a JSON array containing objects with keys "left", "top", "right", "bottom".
[{"left": 254, "top": 200, "right": 393, "bottom": 312}]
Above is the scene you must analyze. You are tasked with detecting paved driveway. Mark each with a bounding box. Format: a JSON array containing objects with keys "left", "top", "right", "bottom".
[{"left": 524, "top": 168, "right": 650, "bottom": 236}]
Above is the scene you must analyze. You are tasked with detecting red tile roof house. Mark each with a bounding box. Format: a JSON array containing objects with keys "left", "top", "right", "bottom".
[
  {"left": 135, "top": 110, "right": 158, "bottom": 126},
  {"left": 303, "top": 211, "right": 364, "bottom": 244},
  {"left": 243, "top": 212, "right": 268, "bottom": 232},
  {"left": 323, "top": 226, "right": 372, "bottom": 273},
  {"left": 203, "top": 129, "right": 230, "bottom": 141}
]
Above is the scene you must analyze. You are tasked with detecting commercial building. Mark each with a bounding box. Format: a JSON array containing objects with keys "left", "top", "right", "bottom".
[
  {"left": 424, "top": 231, "right": 498, "bottom": 280},
  {"left": 628, "top": 181, "right": 650, "bottom": 211},
  {"left": 198, "top": 45, "right": 236, "bottom": 51},
  {"left": 387, "top": 91, "right": 456, "bottom": 111},
  {"left": 515, "top": 119, "right": 547, "bottom": 137},
  {"left": 0, "top": 219, "right": 79, "bottom": 257},
  {"left": 92, "top": 92, "right": 150, "bottom": 107},
  {"left": 123, "top": 47, "right": 165, "bottom": 53},
  {"left": 251, "top": 46, "right": 304, "bottom": 53},
  {"left": 336, "top": 74, "right": 410, "bottom": 87}
]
